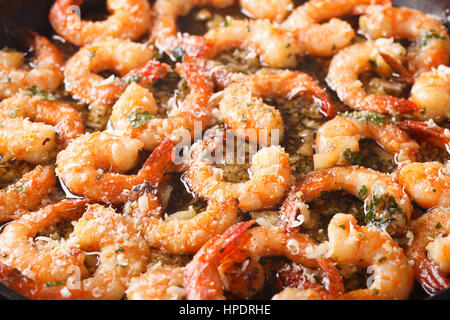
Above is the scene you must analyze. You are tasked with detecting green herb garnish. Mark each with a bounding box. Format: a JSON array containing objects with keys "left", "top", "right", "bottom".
[{"left": 127, "top": 109, "right": 156, "bottom": 128}]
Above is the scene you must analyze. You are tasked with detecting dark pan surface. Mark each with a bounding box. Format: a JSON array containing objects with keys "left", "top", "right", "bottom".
[{"left": 0, "top": 0, "right": 448, "bottom": 300}]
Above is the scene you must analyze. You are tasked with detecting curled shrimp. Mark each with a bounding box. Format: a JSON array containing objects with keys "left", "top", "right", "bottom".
[
  {"left": 126, "top": 265, "right": 185, "bottom": 300},
  {"left": 409, "top": 65, "right": 450, "bottom": 122},
  {"left": 282, "top": 0, "right": 390, "bottom": 57},
  {"left": 126, "top": 184, "right": 239, "bottom": 254},
  {"left": 184, "top": 131, "right": 293, "bottom": 212},
  {"left": 313, "top": 112, "right": 420, "bottom": 169},
  {"left": 111, "top": 60, "right": 214, "bottom": 151},
  {"left": 327, "top": 40, "right": 418, "bottom": 116},
  {"left": 0, "top": 166, "right": 56, "bottom": 222},
  {"left": 240, "top": 0, "right": 293, "bottom": 22},
  {"left": 0, "top": 92, "right": 84, "bottom": 156},
  {"left": 205, "top": 19, "right": 299, "bottom": 69},
  {"left": 49, "top": 0, "right": 152, "bottom": 46},
  {"left": 328, "top": 213, "right": 414, "bottom": 300},
  {"left": 280, "top": 166, "right": 413, "bottom": 235},
  {"left": 398, "top": 162, "right": 449, "bottom": 209},
  {"left": 406, "top": 207, "right": 450, "bottom": 295},
  {"left": 398, "top": 120, "right": 450, "bottom": 152},
  {"left": 0, "top": 199, "right": 92, "bottom": 285},
  {"left": 219, "top": 70, "right": 334, "bottom": 146},
  {"left": 64, "top": 39, "right": 157, "bottom": 106},
  {"left": 0, "top": 34, "right": 63, "bottom": 99},
  {"left": 56, "top": 133, "right": 174, "bottom": 204},
  {"left": 1, "top": 203, "right": 150, "bottom": 300},
  {"left": 359, "top": 6, "right": 450, "bottom": 77},
  {"left": 184, "top": 221, "right": 344, "bottom": 300}
]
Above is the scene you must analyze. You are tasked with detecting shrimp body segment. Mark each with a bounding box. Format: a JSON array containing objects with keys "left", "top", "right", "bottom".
[
  {"left": 327, "top": 40, "right": 418, "bottom": 115},
  {"left": 56, "top": 133, "right": 174, "bottom": 204},
  {"left": 329, "top": 213, "right": 414, "bottom": 300},
  {"left": 64, "top": 39, "right": 154, "bottom": 106},
  {"left": 49, "top": 0, "right": 152, "bottom": 46},
  {"left": 280, "top": 166, "right": 413, "bottom": 235},
  {"left": 406, "top": 207, "right": 450, "bottom": 295},
  {"left": 314, "top": 112, "right": 419, "bottom": 169},
  {"left": 359, "top": 6, "right": 450, "bottom": 77},
  {"left": 0, "top": 35, "right": 64, "bottom": 99},
  {"left": 282, "top": 0, "right": 390, "bottom": 56},
  {"left": 398, "top": 162, "right": 449, "bottom": 209},
  {"left": 0, "top": 166, "right": 56, "bottom": 222},
  {"left": 219, "top": 70, "right": 333, "bottom": 146},
  {"left": 185, "top": 136, "right": 293, "bottom": 212}
]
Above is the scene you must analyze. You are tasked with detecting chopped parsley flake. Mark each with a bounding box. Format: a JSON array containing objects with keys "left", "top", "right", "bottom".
[
  {"left": 436, "top": 222, "right": 442, "bottom": 229},
  {"left": 358, "top": 185, "right": 368, "bottom": 199},
  {"left": 27, "top": 86, "right": 56, "bottom": 101},
  {"left": 45, "top": 281, "right": 65, "bottom": 287},
  {"left": 343, "top": 148, "right": 363, "bottom": 165},
  {"left": 422, "top": 29, "right": 447, "bottom": 46},
  {"left": 337, "top": 111, "right": 392, "bottom": 125},
  {"left": 127, "top": 109, "right": 156, "bottom": 128}
]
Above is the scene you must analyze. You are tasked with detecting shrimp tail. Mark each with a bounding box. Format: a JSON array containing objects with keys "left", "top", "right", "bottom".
[
  {"left": 318, "top": 258, "right": 345, "bottom": 297},
  {"left": 415, "top": 253, "right": 450, "bottom": 295},
  {"left": 138, "top": 139, "right": 174, "bottom": 184},
  {"left": 399, "top": 120, "right": 450, "bottom": 150},
  {"left": 379, "top": 52, "right": 414, "bottom": 84}
]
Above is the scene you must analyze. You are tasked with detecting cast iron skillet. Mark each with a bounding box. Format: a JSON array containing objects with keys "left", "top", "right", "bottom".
[{"left": 0, "top": 0, "right": 449, "bottom": 300}]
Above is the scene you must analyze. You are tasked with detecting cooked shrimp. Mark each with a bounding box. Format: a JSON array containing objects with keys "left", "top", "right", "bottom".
[
  {"left": 313, "top": 112, "right": 420, "bottom": 169},
  {"left": 398, "top": 120, "right": 450, "bottom": 152},
  {"left": 240, "top": 0, "right": 293, "bottom": 22},
  {"left": 0, "top": 166, "right": 56, "bottom": 222},
  {"left": 184, "top": 131, "right": 293, "bottom": 212},
  {"left": 126, "top": 265, "right": 185, "bottom": 300},
  {"left": 410, "top": 65, "right": 450, "bottom": 121},
  {"left": 49, "top": 0, "right": 152, "bottom": 46},
  {"left": 398, "top": 162, "right": 449, "bottom": 209},
  {"left": 0, "top": 92, "right": 84, "bottom": 152},
  {"left": 126, "top": 184, "right": 239, "bottom": 254},
  {"left": 111, "top": 60, "right": 214, "bottom": 151},
  {"left": 280, "top": 166, "right": 413, "bottom": 235},
  {"left": 0, "top": 35, "right": 63, "bottom": 99},
  {"left": 406, "top": 207, "right": 450, "bottom": 295},
  {"left": 64, "top": 39, "right": 155, "bottom": 106},
  {"left": 219, "top": 70, "right": 334, "bottom": 146},
  {"left": 1, "top": 203, "right": 150, "bottom": 300},
  {"left": 328, "top": 213, "right": 414, "bottom": 300},
  {"left": 282, "top": 0, "right": 390, "bottom": 56},
  {"left": 359, "top": 6, "right": 450, "bottom": 77},
  {"left": 327, "top": 40, "right": 418, "bottom": 115},
  {"left": 184, "top": 221, "right": 344, "bottom": 300},
  {"left": 0, "top": 199, "right": 92, "bottom": 285},
  {"left": 56, "top": 133, "right": 174, "bottom": 204},
  {"left": 205, "top": 19, "right": 299, "bottom": 69}
]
